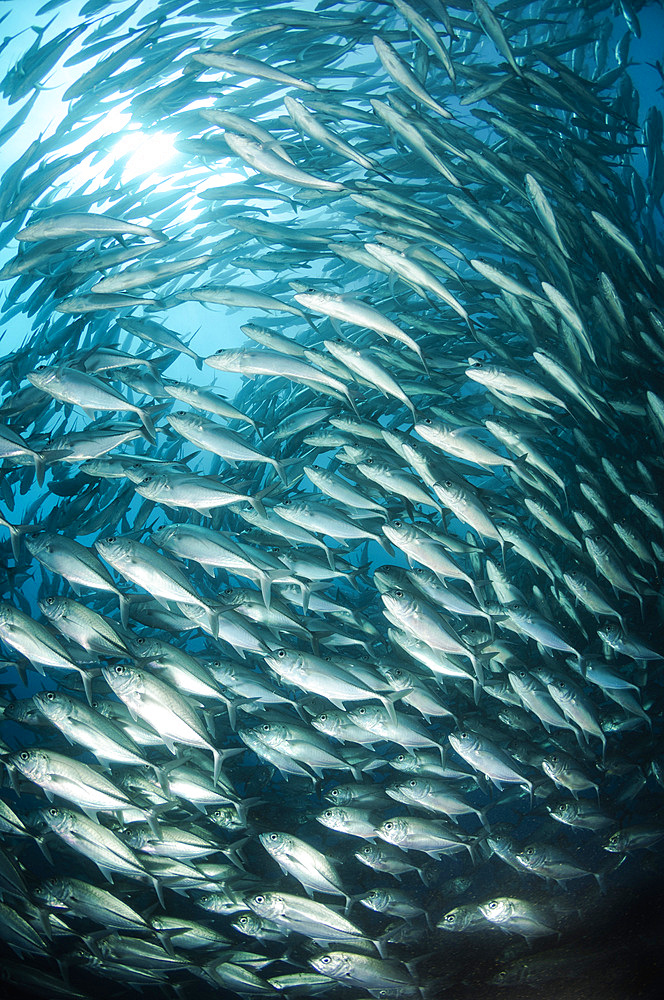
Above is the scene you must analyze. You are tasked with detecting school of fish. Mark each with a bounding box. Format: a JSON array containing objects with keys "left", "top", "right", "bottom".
[{"left": 1, "top": 0, "right": 664, "bottom": 998}]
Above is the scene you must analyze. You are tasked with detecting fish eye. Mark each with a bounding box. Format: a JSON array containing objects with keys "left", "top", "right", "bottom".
[
  {"left": 106, "top": 536, "right": 116, "bottom": 543},
  {"left": 525, "top": 846, "right": 535, "bottom": 856},
  {"left": 384, "top": 821, "right": 393, "bottom": 831},
  {"left": 365, "top": 457, "right": 374, "bottom": 465},
  {"left": 393, "top": 519, "right": 402, "bottom": 528},
  {"left": 136, "top": 637, "right": 146, "bottom": 645},
  {"left": 488, "top": 900, "right": 498, "bottom": 909},
  {"left": 444, "top": 913, "right": 455, "bottom": 923},
  {"left": 512, "top": 603, "right": 521, "bottom": 610},
  {"left": 394, "top": 589, "right": 403, "bottom": 598},
  {"left": 142, "top": 477, "right": 152, "bottom": 484},
  {"left": 319, "top": 956, "right": 331, "bottom": 965},
  {"left": 408, "top": 779, "right": 417, "bottom": 787},
  {"left": 460, "top": 732, "right": 468, "bottom": 739},
  {"left": 444, "top": 480, "right": 452, "bottom": 487},
  {"left": 281, "top": 499, "right": 291, "bottom": 506},
  {"left": 312, "top": 464, "right": 320, "bottom": 470},
  {"left": 114, "top": 665, "right": 125, "bottom": 674},
  {"left": 319, "top": 714, "right": 327, "bottom": 722},
  {"left": 254, "top": 895, "right": 264, "bottom": 904},
  {"left": 550, "top": 755, "right": 558, "bottom": 763},
  {"left": 423, "top": 417, "right": 432, "bottom": 424},
  {"left": 518, "top": 670, "right": 526, "bottom": 677},
  {"left": 49, "top": 808, "right": 58, "bottom": 816},
  {"left": 36, "top": 364, "right": 46, "bottom": 371},
  {"left": 268, "top": 833, "right": 278, "bottom": 841},
  {"left": 19, "top": 751, "right": 29, "bottom": 761},
  {"left": 357, "top": 707, "right": 366, "bottom": 715},
  {"left": 46, "top": 597, "right": 54, "bottom": 605},
  {"left": 176, "top": 410, "right": 186, "bottom": 416},
  {"left": 262, "top": 724, "right": 270, "bottom": 731},
  {"left": 277, "top": 649, "right": 286, "bottom": 658},
  {"left": 45, "top": 692, "right": 55, "bottom": 701}
]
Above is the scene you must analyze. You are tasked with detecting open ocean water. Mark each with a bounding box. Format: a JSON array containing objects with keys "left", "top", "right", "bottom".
[{"left": 1, "top": 1, "right": 664, "bottom": 999}]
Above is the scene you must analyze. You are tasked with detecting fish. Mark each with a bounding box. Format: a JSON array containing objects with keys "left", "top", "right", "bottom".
[
  {"left": 15, "top": 212, "right": 167, "bottom": 243},
  {"left": 259, "top": 830, "right": 349, "bottom": 905},
  {"left": 0, "top": 0, "right": 662, "bottom": 997}
]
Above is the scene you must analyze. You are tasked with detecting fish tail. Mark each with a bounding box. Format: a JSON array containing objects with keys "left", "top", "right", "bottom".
[
  {"left": 259, "top": 572, "right": 272, "bottom": 610},
  {"left": 34, "top": 452, "right": 45, "bottom": 487},
  {"left": 137, "top": 407, "right": 157, "bottom": 442},
  {"left": 471, "top": 653, "right": 484, "bottom": 687},
  {"left": 150, "top": 875, "right": 165, "bottom": 909},
  {"left": 119, "top": 593, "right": 130, "bottom": 630},
  {"left": 5, "top": 520, "right": 30, "bottom": 562},
  {"left": 207, "top": 607, "right": 220, "bottom": 640},
  {"left": 273, "top": 460, "right": 288, "bottom": 484},
  {"left": 380, "top": 690, "right": 403, "bottom": 725},
  {"left": 78, "top": 666, "right": 94, "bottom": 706}
]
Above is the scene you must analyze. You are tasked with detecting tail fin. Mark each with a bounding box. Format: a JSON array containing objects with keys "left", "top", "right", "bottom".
[
  {"left": 138, "top": 407, "right": 157, "bottom": 443},
  {"left": 34, "top": 452, "right": 45, "bottom": 487}
]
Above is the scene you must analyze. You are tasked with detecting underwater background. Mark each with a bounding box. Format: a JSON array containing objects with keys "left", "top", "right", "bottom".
[{"left": 1, "top": 1, "right": 664, "bottom": 998}]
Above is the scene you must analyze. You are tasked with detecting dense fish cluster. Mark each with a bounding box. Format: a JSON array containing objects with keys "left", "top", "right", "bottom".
[{"left": 1, "top": 0, "right": 664, "bottom": 997}]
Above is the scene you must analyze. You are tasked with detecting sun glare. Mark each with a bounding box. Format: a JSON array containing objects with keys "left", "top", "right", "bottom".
[{"left": 115, "top": 129, "right": 179, "bottom": 182}]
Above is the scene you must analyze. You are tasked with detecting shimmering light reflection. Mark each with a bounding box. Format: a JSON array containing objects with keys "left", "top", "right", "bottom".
[{"left": 115, "top": 128, "right": 179, "bottom": 181}]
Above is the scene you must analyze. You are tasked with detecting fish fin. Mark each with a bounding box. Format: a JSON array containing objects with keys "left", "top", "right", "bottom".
[
  {"left": 379, "top": 689, "right": 404, "bottom": 725},
  {"left": 79, "top": 666, "right": 95, "bottom": 706},
  {"left": 14, "top": 661, "right": 28, "bottom": 687},
  {"left": 212, "top": 748, "right": 221, "bottom": 786},
  {"left": 119, "top": 593, "right": 129, "bottom": 629},
  {"left": 34, "top": 453, "right": 45, "bottom": 487},
  {"left": 151, "top": 875, "right": 165, "bottom": 909},
  {"left": 96, "top": 863, "right": 114, "bottom": 884},
  {"left": 136, "top": 406, "right": 157, "bottom": 442},
  {"left": 147, "top": 810, "right": 163, "bottom": 840}
]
